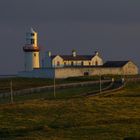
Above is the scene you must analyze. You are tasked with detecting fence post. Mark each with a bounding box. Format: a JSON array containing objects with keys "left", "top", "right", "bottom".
[{"left": 10, "top": 80, "right": 14, "bottom": 103}]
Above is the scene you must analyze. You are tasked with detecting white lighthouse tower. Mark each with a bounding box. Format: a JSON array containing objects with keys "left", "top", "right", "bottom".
[{"left": 23, "top": 28, "right": 40, "bottom": 71}]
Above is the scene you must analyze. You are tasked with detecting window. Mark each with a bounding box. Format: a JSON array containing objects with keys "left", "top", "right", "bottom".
[
  {"left": 71, "top": 61, "right": 74, "bottom": 66},
  {"left": 31, "top": 33, "right": 34, "bottom": 36},
  {"left": 84, "top": 72, "right": 89, "bottom": 76},
  {"left": 64, "top": 62, "right": 66, "bottom": 66},
  {"left": 89, "top": 62, "right": 91, "bottom": 65},
  {"left": 26, "top": 39, "right": 30, "bottom": 44},
  {"left": 31, "top": 39, "right": 34, "bottom": 44},
  {"left": 34, "top": 53, "right": 36, "bottom": 57},
  {"left": 57, "top": 61, "right": 60, "bottom": 66},
  {"left": 81, "top": 61, "right": 84, "bottom": 66}
]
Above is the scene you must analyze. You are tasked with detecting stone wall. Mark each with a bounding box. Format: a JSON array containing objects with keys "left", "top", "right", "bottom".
[
  {"left": 55, "top": 67, "right": 123, "bottom": 78},
  {"left": 122, "top": 61, "right": 139, "bottom": 75},
  {"left": 55, "top": 66, "right": 138, "bottom": 78},
  {"left": 18, "top": 61, "right": 138, "bottom": 79}
]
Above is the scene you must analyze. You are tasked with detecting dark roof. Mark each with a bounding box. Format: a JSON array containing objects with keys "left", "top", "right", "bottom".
[
  {"left": 51, "top": 55, "right": 95, "bottom": 60},
  {"left": 103, "top": 61, "right": 129, "bottom": 67}
]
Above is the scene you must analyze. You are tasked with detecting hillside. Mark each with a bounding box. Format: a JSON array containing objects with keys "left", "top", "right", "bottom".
[{"left": 0, "top": 81, "right": 140, "bottom": 140}]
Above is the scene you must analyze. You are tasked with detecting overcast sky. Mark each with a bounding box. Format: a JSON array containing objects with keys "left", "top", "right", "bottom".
[{"left": 0, "top": 0, "right": 140, "bottom": 74}]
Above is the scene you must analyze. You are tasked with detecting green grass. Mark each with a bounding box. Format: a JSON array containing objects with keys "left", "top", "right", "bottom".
[
  {"left": 0, "top": 82, "right": 110, "bottom": 104},
  {"left": 106, "top": 81, "right": 140, "bottom": 98},
  {"left": 0, "top": 76, "right": 108, "bottom": 93},
  {"left": 1, "top": 75, "right": 137, "bottom": 93},
  {"left": 0, "top": 80, "right": 140, "bottom": 139}
]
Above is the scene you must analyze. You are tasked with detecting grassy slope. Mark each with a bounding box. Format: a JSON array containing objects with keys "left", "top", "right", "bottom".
[{"left": 0, "top": 82, "right": 140, "bottom": 140}]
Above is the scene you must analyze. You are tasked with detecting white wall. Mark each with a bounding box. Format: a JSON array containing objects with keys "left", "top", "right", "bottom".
[
  {"left": 24, "top": 52, "right": 40, "bottom": 71},
  {"left": 91, "top": 55, "right": 103, "bottom": 66},
  {"left": 55, "top": 67, "right": 123, "bottom": 78},
  {"left": 122, "top": 61, "right": 139, "bottom": 75},
  {"left": 19, "top": 61, "right": 138, "bottom": 79},
  {"left": 52, "top": 55, "right": 64, "bottom": 67},
  {"left": 55, "top": 66, "right": 138, "bottom": 78}
]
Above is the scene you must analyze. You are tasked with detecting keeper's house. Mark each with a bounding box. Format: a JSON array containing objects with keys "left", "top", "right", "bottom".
[{"left": 44, "top": 50, "right": 103, "bottom": 68}]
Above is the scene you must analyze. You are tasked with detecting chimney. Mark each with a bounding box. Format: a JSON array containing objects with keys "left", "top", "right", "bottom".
[
  {"left": 48, "top": 51, "right": 51, "bottom": 57},
  {"left": 72, "top": 50, "right": 77, "bottom": 57},
  {"left": 95, "top": 51, "right": 99, "bottom": 56}
]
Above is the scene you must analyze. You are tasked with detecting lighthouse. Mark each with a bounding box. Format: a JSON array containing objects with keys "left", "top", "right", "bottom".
[{"left": 23, "top": 28, "right": 40, "bottom": 71}]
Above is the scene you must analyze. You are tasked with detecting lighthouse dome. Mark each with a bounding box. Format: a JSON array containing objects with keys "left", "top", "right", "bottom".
[{"left": 30, "top": 27, "right": 35, "bottom": 33}]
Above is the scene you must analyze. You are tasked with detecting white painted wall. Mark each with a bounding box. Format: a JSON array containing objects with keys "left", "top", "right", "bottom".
[
  {"left": 24, "top": 52, "right": 40, "bottom": 71},
  {"left": 122, "top": 61, "right": 139, "bottom": 75},
  {"left": 19, "top": 62, "right": 138, "bottom": 79},
  {"left": 91, "top": 55, "right": 103, "bottom": 66},
  {"left": 55, "top": 65, "right": 138, "bottom": 78},
  {"left": 50, "top": 54, "right": 103, "bottom": 67},
  {"left": 52, "top": 55, "right": 64, "bottom": 67}
]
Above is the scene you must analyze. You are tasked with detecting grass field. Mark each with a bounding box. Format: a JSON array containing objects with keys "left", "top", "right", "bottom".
[
  {"left": 0, "top": 76, "right": 104, "bottom": 93},
  {"left": 0, "top": 80, "right": 140, "bottom": 140},
  {"left": 0, "top": 75, "right": 136, "bottom": 93},
  {"left": 0, "top": 82, "right": 110, "bottom": 104}
]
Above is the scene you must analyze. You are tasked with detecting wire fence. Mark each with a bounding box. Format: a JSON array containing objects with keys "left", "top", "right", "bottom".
[{"left": 0, "top": 77, "right": 139, "bottom": 104}]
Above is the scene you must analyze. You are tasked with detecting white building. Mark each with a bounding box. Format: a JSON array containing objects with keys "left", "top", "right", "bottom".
[
  {"left": 18, "top": 28, "right": 138, "bottom": 78},
  {"left": 23, "top": 28, "right": 40, "bottom": 71},
  {"left": 44, "top": 50, "right": 103, "bottom": 68}
]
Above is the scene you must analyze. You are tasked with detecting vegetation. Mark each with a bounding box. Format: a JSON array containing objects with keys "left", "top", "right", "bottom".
[
  {"left": 0, "top": 82, "right": 110, "bottom": 104},
  {"left": 0, "top": 75, "right": 138, "bottom": 93},
  {"left": 0, "top": 79, "right": 140, "bottom": 139},
  {"left": 0, "top": 76, "right": 107, "bottom": 93}
]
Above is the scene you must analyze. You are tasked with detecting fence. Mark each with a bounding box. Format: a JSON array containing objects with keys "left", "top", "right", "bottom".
[
  {"left": 0, "top": 80, "right": 111, "bottom": 98},
  {"left": 85, "top": 80, "right": 125, "bottom": 97}
]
